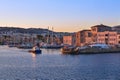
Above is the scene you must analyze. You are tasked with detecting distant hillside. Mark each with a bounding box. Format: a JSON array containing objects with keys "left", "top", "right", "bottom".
[
  {"left": 0, "top": 27, "right": 53, "bottom": 34},
  {"left": 0, "top": 27, "right": 72, "bottom": 35}
]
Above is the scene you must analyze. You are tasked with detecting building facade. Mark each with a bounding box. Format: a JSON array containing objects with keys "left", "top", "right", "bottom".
[
  {"left": 76, "top": 30, "right": 92, "bottom": 46},
  {"left": 117, "top": 33, "right": 120, "bottom": 45},
  {"left": 63, "top": 35, "right": 75, "bottom": 46},
  {"left": 97, "top": 31, "right": 118, "bottom": 46},
  {"left": 91, "top": 24, "right": 112, "bottom": 42}
]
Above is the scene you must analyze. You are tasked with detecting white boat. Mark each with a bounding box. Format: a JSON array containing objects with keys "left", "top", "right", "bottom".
[
  {"left": 42, "top": 43, "right": 63, "bottom": 49},
  {"left": 17, "top": 43, "right": 33, "bottom": 49},
  {"left": 89, "top": 43, "right": 110, "bottom": 49}
]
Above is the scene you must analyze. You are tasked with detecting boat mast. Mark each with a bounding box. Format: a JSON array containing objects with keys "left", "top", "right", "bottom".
[
  {"left": 47, "top": 26, "right": 50, "bottom": 44},
  {"left": 52, "top": 27, "right": 54, "bottom": 44}
]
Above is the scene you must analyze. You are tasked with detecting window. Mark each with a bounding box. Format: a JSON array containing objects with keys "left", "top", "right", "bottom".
[
  {"left": 88, "top": 32, "right": 92, "bottom": 37},
  {"left": 105, "top": 34, "right": 108, "bottom": 36}
]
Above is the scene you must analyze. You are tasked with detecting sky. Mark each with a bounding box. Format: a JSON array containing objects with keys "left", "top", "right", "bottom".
[{"left": 0, "top": 0, "right": 120, "bottom": 32}]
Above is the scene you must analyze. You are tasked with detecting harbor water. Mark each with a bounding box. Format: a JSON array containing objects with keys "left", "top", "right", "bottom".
[{"left": 0, "top": 46, "right": 120, "bottom": 80}]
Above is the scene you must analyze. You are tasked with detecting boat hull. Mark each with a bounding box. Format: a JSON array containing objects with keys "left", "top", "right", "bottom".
[
  {"left": 29, "top": 50, "right": 42, "bottom": 54},
  {"left": 61, "top": 48, "right": 79, "bottom": 55},
  {"left": 18, "top": 46, "right": 33, "bottom": 49},
  {"left": 44, "top": 46, "right": 62, "bottom": 49},
  {"left": 79, "top": 48, "right": 120, "bottom": 54}
]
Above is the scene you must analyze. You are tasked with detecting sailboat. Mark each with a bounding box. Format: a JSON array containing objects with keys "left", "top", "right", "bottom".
[{"left": 42, "top": 27, "right": 63, "bottom": 49}]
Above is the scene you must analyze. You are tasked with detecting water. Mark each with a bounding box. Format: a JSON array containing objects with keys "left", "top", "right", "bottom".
[{"left": 0, "top": 46, "right": 120, "bottom": 80}]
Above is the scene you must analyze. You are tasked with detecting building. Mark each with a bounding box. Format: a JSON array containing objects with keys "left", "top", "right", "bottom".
[
  {"left": 112, "top": 25, "right": 120, "bottom": 33},
  {"left": 76, "top": 30, "right": 92, "bottom": 46},
  {"left": 97, "top": 31, "right": 118, "bottom": 46},
  {"left": 63, "top": 35, "right": 76, "bottom": 46},
  {"left": 117, "top": 33, "right": 120, "bottom": 45},
  {"left": 91, "top": 24, "right": 112, "bottom": 42}
]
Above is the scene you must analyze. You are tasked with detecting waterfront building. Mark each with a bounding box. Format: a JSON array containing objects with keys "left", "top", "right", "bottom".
[
  {"left": 76, "top": 30, "right": 92, "bottom": 46},
  {"left": 97, "top": 31, "right": 118, "bottom": 46},
  {"left": 63, "top": 35, "right": 76, "bottom": 46},
  {"left": 91, "top": 24, "right": 112, "bottom": 42},
  {"left": 117, "top": 33, "right": 120, "bottom": 45}
]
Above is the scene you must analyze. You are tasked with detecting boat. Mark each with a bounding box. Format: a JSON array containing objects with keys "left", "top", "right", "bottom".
[
  {"left": 79, "top": 43, "right": 120, "bottom": 54},
  {"left": 29, "top": 49, "right": 42, "bottom": 53},
  {"left": 8, "top": 44, "right": 17, "bottom": 47},
  {"left": 61, "top": 46, "right": 79, "bottom": 54},
  {"left": 42, "top": 43, "right": 63, "bottom": 49},
  {"left": 41, "top": 27, "right": 63, "bottom": 49},
  {"left": 17, "top": 43, "right": 33, "bottom": 49},
  {"left": 29, "top": 46, "right": 42, "bottom": 54},
  {"left": 61, "top": 43, "right": 120, "bottom": 55}
]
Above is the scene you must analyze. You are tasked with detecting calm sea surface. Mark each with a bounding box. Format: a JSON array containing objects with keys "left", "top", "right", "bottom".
[{"left": 0, "top": 46, "right": 120, "bottom": 80}]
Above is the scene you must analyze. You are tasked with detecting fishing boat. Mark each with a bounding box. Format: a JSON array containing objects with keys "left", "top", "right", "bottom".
[
  {"left": 61, "top": 46, "right": 79, "bottom": 54},
  {"left": 29, "top": 46, "right": 42, "bottom": 54}
]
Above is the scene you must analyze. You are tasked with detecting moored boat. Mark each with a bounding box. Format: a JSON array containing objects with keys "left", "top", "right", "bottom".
[
  {"left": 29, "top": 46, "right": 42, "bottom": 54},
  {"left": 29, "top": 49, "right": 41, "bottom": 53},
  {"left": 61, "top": 43, "right": 120, "bottom": 55},
  {"left": 42, "top": 44, "right": 63, "bottom": 49},
  {"left": 17, "top": 43, "right": 33, "bottom": 49},
  {"left": 41, "top": 43, "right": 63, "bottom": 49},
  {"left": 61, "top": 46, "right": 79, "bottom": 54},
  {"left": 79, "top": 43, "right": 120, "bottom": 54}
]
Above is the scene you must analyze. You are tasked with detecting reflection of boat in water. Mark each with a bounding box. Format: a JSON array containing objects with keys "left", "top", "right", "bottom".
[
  {"left": 61, "top": 46, "right": 79, "bottom": 54},
  {"left": 29, "top": 46, "right": 42, "bottom": 54}
]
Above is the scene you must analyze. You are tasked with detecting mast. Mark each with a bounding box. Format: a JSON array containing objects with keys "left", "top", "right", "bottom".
[
  {"left": 52, "top": 27, "right": 54, "bottom": 44},
  {"left": 47, "top": 26, "right": 49, "bottom": 44}
]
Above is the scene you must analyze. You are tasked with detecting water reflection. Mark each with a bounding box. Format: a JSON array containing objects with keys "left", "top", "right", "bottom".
[
  {"left": 30, "top": 53, "right": 42, "bottom": 68},
  {"left": 31, "top": 53, "right": 37, "bottom": 58}
]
